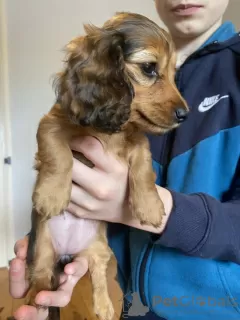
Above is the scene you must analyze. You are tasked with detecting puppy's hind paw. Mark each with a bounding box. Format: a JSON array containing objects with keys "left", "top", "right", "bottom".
[{"left": 94, "top": 296, "right": 115, "bottom": 320}]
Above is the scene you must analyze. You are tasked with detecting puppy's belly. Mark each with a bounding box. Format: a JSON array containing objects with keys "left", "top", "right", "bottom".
[{"left": 48, "top": 211, "right": 100, "bottom": 256}]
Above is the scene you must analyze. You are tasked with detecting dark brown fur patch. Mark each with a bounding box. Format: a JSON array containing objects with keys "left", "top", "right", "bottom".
[{"left": 53, "top": 28, "right": 134, "bottom": 134}]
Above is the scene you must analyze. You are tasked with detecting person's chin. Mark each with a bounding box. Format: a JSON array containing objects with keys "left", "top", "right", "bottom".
[{"left": 171, "top": 22, "right": 205, "bottom": 38}]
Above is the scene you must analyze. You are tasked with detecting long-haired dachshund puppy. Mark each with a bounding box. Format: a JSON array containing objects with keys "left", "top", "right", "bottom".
[{"left": 23, "top": 11, "right": 188, "bottom": 320}]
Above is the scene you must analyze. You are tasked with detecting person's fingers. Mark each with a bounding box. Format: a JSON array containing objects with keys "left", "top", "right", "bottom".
[
  {"left": 13, "top": 305, "right": 48, "bottom": 320},
  {"left": 9, "top": 258, "right": 29, "bottom": 299},
  {"left": 14, "top": 236, "right": 28, "bottom": 260},
  {"left": 71, "top": 158, "right": 106, "bottom": 195},
  {"left": 72, "top": 160, "right": 118, "bottom": 201},
  {"left": 64, "top": 257, "right": 88, "bottom": 277},
  {"left": 70, "top": 136, "right": 121, "bottom": 173},
  {"left": 67, "top": 202, "right": 100, "bottom": 220},
  {"left": 11, "top": 259, "right": 88, "bottom": 318},
  {"left": 67, "top": 201, "right": 87, "bottom": 218},
  {"left": 35, "top": 258, "right": 88, "bottom": 308},
  {"left": 70, "top": 183, "right": 101, "bottom": 212},
  {"left": 59, "top": 273, "right": 68, "bottom": 285}
]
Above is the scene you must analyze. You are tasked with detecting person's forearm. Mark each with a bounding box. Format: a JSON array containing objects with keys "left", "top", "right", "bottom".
[
  {"left": 125, "top": 184, "right": 240, "bottom": 265},
  {"left": 155, "top": 190, "right": 240, "bottom": 264}
]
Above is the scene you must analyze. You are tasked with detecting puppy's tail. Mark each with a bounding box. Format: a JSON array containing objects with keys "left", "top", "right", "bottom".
[{"left": 48, "top": 254, "right": 74, "bottom": 320}]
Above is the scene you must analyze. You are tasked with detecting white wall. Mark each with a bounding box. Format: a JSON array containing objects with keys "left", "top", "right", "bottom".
[
  {"left": 5, "top": 0, "right": 163, "bottom": 242},
  {"left": 224, "top": 0, "right": 240, "bottom": 30}
]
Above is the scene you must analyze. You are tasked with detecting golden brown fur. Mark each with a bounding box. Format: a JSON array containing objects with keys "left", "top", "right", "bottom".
[{"left": 22, "top": 12, "right": 188, "bottom": 320}]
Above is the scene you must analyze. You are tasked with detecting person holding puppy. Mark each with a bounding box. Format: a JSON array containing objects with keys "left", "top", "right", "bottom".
[{"left": 9, "top": 0, "right": 240, "bottom": 319}]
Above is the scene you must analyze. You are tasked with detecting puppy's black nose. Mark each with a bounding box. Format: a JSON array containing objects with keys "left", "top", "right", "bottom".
[{"left": 175, "top": 108, "right": 188, "bottom": 123}]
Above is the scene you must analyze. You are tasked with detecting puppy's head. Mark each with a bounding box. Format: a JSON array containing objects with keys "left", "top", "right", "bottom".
[{"left": 54, "top": 12, "right": 188, "bottom": 134}]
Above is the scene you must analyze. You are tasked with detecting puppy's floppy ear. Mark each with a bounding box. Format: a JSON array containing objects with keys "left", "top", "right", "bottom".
[{"left": 54, "top": 25, "right": 134, "bottom": 133}]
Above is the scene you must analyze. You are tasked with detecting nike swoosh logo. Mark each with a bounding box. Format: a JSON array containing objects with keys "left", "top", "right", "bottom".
[{"left": 198, "top": 95, "right": 229, "bottom": 112}]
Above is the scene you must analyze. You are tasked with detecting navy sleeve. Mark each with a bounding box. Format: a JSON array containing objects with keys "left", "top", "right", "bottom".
[{"left": 155, "top": 172, "right": 240, "bottom": 264}]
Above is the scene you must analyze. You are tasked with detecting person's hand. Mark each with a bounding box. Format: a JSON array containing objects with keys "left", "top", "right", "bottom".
[
  {"left": 67, "top": 136, "right": 173, "bottom": 234},
  {"left": 9, "top": 236, "right": 88, "bottom": 320},
  {"left": 67, "top": 136, "right": 130, "bottom": 224}
]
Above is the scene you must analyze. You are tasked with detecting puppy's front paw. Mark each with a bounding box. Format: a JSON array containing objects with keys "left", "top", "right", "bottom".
[
  {"left": 33, "top": 181, "right": 70, "bottom": 218},
  {"left": 94, "top": 294, "right": 115, "bottom": 320},
  {"left": 130, "top": 192, "right": 165, "bottom": 228}
]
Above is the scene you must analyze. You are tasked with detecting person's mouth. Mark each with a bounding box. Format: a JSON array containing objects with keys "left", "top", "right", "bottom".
[{"left": 171, "top": 3, "right": 203, "bottom": 16}]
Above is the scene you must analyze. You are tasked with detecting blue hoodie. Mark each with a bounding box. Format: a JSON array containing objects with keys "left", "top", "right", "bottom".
[{"left": 107, "top": 22, "right": 240, "bottom": 320}]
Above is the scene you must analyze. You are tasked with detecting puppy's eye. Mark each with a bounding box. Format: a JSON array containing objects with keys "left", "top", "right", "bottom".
[{"left": 141, "top": 62, "right": 158, "bottom": 77}]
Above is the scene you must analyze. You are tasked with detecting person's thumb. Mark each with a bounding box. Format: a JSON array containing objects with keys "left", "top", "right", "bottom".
[
  {"left": 14, "top": 236, "right": 29, "bottom": 260},
  {"left": 64, "top": 256, "right": 88, "bottom": 280},
  {"left": 9, "top": 258, "right": 29, "bottom": 299},
  {"left": 35, "top": 257, "right": 89, "bottom": 308}
]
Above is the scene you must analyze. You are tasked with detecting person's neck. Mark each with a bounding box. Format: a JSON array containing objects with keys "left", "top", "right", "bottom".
[{"left": 173, "top": 19, "right": 222, "bottom": 68}]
